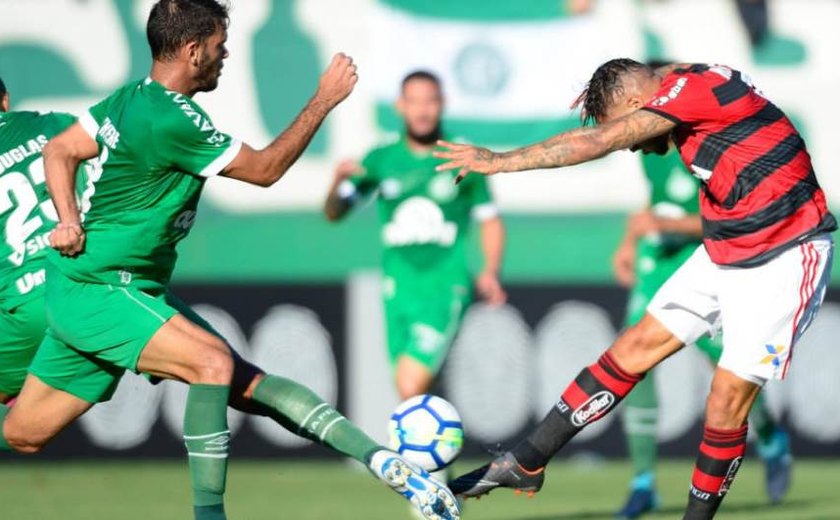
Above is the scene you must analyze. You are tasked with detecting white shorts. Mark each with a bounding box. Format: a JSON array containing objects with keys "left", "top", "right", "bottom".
[{"left": 648, "top": 235, "right": 834, "bottom": 384}]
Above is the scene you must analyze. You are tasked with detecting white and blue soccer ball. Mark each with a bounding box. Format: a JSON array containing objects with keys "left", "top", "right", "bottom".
[{"left": 388, "top": 394, "right": 464, "bottom": 472}]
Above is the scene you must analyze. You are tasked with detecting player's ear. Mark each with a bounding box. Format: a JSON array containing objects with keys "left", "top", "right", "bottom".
[
  {"left": 0, "top": 93, "right": 9, "bottom": 113},
  {"left": 183, "top": 38, "right": 202, "bottom": 67},
  {"left": 395, "top": 95, "right": 406, "bottom": 116},
  {"left": 627, "top": 96, "right": 645, "bottom": 110}
]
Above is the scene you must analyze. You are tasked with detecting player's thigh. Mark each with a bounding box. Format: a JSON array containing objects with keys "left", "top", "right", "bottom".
[
  {"left": 399, "top": 284, "right": 470, "bottom": 376},
  {"left": 0, "top": 296, "right": 47, "bottom": 397},
  {"left": 647, "top": 245, "right": 722, "bottom": 346},
  {"left": 4, "top": 374, "right": 94, "bottom": 451},
  {"left": 137, "top": 315, "right": 233, "bottom": 384},
  {"left": 28, "top": 328, "right": 124, "bottom": 404},
  {"left": 46, "top": 277, "right": 178, "bottom": 372},
  {"left": 718, "top": 236, "right": 834, "bottom": 383}
]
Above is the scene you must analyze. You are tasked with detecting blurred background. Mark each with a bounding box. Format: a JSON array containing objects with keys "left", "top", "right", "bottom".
[{"left": 2, "top": 0, "right": 840, "bottom": 518}]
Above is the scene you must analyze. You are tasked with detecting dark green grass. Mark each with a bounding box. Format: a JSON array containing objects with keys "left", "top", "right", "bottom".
[{"left": 0, "top": 459, "right": 838, "bottom": 519}]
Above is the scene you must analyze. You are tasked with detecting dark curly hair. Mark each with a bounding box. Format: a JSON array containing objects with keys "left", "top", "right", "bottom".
[
  {"left": 146, "top": 0, "right": 230, "bottom": 61},
  {"left": 0, "top": 75, "right": 6, "bottom": 98},
  {"left": 572, "top": 58, "right": 653, "bottom": 126}
]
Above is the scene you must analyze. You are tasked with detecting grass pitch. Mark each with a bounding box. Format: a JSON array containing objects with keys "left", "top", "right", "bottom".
[{"left": 0, "top": 459, "right": 838, "bottom": 519}]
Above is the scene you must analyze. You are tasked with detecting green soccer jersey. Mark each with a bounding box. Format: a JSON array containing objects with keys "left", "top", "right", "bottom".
[
  {"left": 341, "top": 136, "right": 497, "bottom": 284},
  {"left": 52, "top": 78, "right": 241, "bottom": 289},
  {"left": 0, "top": 110, "right": 78, "bottom": 308}
]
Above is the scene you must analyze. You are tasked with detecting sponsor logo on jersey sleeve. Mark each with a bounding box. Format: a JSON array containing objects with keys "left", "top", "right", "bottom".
[
  {"left": 98, "top": 118, "right": 120, "bottom": 149},
  {"left": 650, "top": 77, "right": 688, "bottom": 107}
]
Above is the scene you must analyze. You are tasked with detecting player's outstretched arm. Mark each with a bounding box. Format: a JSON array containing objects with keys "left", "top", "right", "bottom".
[
  {"left": 434, "top": 109, "right": 676, "bottom": 182},
  {"left": 221, "top": 53, "right": 358, "bottom": 187},
  {"left": 43, "top": 123, "right": 98, "bottom": 256}
]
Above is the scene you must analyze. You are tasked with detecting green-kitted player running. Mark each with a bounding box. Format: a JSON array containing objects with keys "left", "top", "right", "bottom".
[
  {"left": 612, "top": 145, "right": 793, "bottom": 518},
  {"left": 0, "top": 76, "right": 92, "bottom": 403},
  {"left": 0, "top": 2, "right": 459, "bottom": 520},
  {"left": 324, "top": 71, "right": 506, "bottom": 400}
]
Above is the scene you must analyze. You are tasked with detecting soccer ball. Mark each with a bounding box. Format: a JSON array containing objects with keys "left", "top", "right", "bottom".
[{"left": 388, "top": 394, "right": 464, "bottom": 472}]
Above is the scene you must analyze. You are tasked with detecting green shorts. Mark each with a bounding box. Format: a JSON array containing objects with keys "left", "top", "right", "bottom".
[
  {"left": 29, "top": 272, "right": 213, "bottom": 403},
  {"left": 0, "top": 295, "right": 47, "bottom": 396},
  {"left": 383, "top": 276, "right": 471, "bottom": 375}
]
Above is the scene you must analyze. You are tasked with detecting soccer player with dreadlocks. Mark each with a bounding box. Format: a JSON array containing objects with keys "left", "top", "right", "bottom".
[{"left": 435, "top": 59, "right": 835, "bottom": 519}]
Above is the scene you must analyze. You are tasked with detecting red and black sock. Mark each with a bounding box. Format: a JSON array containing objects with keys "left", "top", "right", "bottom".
[
  {"left": 683, "top": 425, "right": 748, "bottom": 520},
  {"left": 512, "top": 352, "right": 643, "bottom": 471}
]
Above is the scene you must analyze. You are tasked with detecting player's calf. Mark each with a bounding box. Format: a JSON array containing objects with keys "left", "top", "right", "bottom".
[{"left": 683, "top": 369, "right": 759, "bottom": 519}]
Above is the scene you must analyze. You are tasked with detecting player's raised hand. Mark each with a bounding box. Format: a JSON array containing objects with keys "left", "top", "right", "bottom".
[
  {"left": 316, "top": 53, "right": 359, "bottom": 109},
  {"left": 334, "top": 159, "right": 365, "bottom": 181},
  {"left": 433, "top": 140, "right": 501, "bottom": 184},
  {"left": 49, "top": 221, "right": 86, "bottom": 257}
]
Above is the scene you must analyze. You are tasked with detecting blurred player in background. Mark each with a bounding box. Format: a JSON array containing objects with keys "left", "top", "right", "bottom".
[
  {"left": 436, "top": 59, "right": 834, "bottom": 519},
  {"left": 0, "top": 75, "right": 94, "bottom": 404},
  {"left": 324, "top": 71, "right": 506, "bottom": 401},
  {"left": 612, "top": 62, "right": 791, "bottom": 518},
  {"left": 0, "top": 2, "right": 459, "bottom": 520}
]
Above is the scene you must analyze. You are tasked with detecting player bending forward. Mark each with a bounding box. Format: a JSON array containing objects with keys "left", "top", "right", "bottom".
[
  {"left": 0, "top": 2, "right": 459, "bottom": 520},
  {"left": 324, "top": 71, "right": 506, "bottom": 401},
  {"left": 435, "top": 59, "right": 834, "bottom": 519}
]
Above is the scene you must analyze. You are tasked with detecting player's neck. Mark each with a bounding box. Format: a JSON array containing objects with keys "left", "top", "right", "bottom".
[
  {"left": 149, "top": 62, "right": 199, "bottom": 97},
  {"left": 405, "top": 137, "right": 435, "bottom": 154}
]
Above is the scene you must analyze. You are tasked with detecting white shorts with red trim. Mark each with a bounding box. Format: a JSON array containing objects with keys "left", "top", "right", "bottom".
[{"left": 647, "top": 235, "right": 834, "bottom": 384}]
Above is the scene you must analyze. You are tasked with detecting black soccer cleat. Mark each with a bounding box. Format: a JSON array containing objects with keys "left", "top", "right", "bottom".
[{"left": 448, "top": 452, "right": 545, "bottom": 499}]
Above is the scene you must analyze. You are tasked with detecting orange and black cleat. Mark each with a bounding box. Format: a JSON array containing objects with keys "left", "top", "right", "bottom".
[{"left": 448, "top": 452, "right": 545, "bottom": 499}]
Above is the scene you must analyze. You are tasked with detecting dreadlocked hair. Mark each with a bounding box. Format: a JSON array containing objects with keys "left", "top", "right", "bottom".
[{"left": 571, "top": 58, "right": 652, "bottom": 126}]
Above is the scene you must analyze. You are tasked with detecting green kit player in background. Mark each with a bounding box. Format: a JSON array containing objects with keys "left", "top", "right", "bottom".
[
  {"left": 324, "top": 71, "right": 506, "bottom": 401},
  {"left": 0, "top": 76, "right": 94, "bottom": 403},
  {"left": 0, "top": 2, "right": 459, "bottom": 520},
  {"left": 612, "top": 144, "right": 792, "bottom": 518}
]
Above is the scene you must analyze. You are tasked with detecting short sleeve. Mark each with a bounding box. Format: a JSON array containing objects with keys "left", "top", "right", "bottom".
[
  {"left": 642, "top": 73, "right": 715, "bottom": 125},
  {"left": 465, "top": 175, "right": 499, "bottom": 221},
  {"left": 78, "top": 97, "right": 110, "bottom": 142},
  {"left": 337, "top": 151, "right": 381, "bottom": 201},
  {"left": 155, "top": 101, "right": 241, "bottom": 178}
]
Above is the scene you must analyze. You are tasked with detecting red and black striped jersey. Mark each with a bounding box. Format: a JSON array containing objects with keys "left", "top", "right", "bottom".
[{"left": 642, "top": 64, "right": 836, "bottom": 266}]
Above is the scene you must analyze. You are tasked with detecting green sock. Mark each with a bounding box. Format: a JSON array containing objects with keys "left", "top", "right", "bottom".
[
  {"left": 749, "top": 392, "right": 777, "bottom": 443},
  {"left": 0, "top": 405, "right": 10, "bottom": 451},
  {"left": 183, "top": 384, "right": 230, "bottom": 520},
  {"left": 252, "top": 375, "right": 380, "bottom": 463},
  {"left": 622, "top": 370, "right": 658, "bottom": 484}
]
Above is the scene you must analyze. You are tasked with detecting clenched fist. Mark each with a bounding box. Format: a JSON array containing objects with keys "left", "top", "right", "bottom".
[
  {"left": 49, "top": 221, "right": 86, "bottom": 257},
  {"left": 316, "top": 53, "right": 358, "bottom": 109}
]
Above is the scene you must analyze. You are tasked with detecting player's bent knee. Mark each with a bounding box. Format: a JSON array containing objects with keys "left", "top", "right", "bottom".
[
  {"left": 396, "top": 377, "right": 430, "bottom": 400},
  {"left": 3, "top": 424, "right": 48, "bottom": 454},
  {"left": 191, "top": 346, "right": 235, "bottom": 385},
  {"left": 705, "top": 380, "right": 748, "bottom": 429}
]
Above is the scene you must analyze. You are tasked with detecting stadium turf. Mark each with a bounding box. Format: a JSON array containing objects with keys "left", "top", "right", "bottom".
[{"left": 0, "top": 459, "right": 838, "bottom": 519}]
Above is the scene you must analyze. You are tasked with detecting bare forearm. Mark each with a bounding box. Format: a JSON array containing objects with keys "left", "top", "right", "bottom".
[
  {"left": 259, "top": 96, "right": 332, "bottom": 185},
  {"left": 43, "top": 145, "right": 81, "bottom": 224},
  {"left": 480, "top": 217, "right": 505, "bottom": 274},
  {"left": 491, "top": 110, "right": 674, "bottom": 173},
  {"left": 494, "top": 126, "right": 609, "bottom": 172}
]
